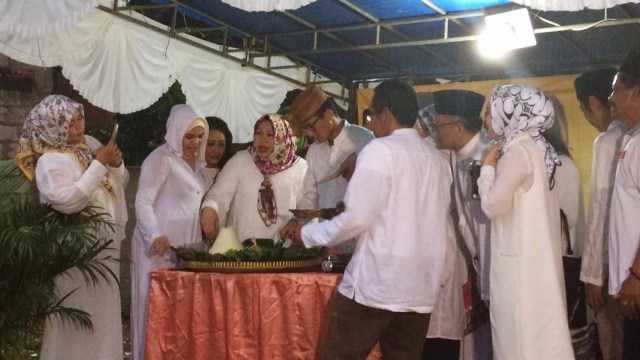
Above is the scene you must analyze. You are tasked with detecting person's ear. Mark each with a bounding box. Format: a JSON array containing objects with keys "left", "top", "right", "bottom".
[{"left": 587, "top": 95, "right": 599, "bottom": 112}]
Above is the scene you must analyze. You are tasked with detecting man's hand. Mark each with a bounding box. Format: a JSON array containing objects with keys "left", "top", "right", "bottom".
[
  {"left": 279, "top": 219, "right": 299, "bottom": 240},
  {"left": 585, "top": 283, "right": 605, "bottom": 313},
  {"left": 201, "top": 207, "right": 220, "bottom": 244},
  {"left": 616, "top": 274, "right": 640, "bottom": 319},
  {"left": 150, "top": 236, "right": 171, "bottom": 256},
  {"left": 289, "top": 223, "right": 304, "bottom": 246},
  {"left": 324, "top": 152, "right": 357, "bottom": 181}
]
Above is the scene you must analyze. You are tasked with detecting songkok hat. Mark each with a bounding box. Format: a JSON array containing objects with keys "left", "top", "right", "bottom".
[
  {"left": 289, "top": 85, "right": 329, "bottom": 129},
  {"left": 620, "top": 48, "right": 640, "bottom": 79},
  {"left": 574, "top": 68, "right": 617, "bottom": 103},
  {"left": 433, "top": 90, "right": 485, "bottom": 118}
]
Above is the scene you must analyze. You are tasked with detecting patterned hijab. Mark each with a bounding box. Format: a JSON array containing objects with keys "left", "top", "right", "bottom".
[
  {"left": 15, "top": 94, "right": 116, "bottom": 198},
  {"left": 489, "top": 84, "right": 561, "bottom": 186},
  {"left": 248, "top": 114, "right": 298, "bottom": 226}
]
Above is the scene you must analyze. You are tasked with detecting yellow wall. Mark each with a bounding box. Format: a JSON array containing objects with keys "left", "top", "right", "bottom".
[{"left": 356, "top": 75, "right": 600, "bottom": 208}]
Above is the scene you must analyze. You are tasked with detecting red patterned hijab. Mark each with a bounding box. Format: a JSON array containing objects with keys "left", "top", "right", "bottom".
[{"left": 248, "top": 114, "right": 298, "bottom": 226}]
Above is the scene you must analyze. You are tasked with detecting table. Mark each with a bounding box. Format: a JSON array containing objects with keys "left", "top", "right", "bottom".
[{"left": 145, "top": 269, "right": 381, "bottom": 360}]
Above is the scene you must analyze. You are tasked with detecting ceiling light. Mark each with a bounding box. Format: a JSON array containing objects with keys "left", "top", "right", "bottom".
[{"left": 478, "top": 8, "right": 536, "bottom": 59}]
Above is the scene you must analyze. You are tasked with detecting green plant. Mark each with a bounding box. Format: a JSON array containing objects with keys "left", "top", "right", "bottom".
[{"left": 0, "top": 162, "right": 118, "bottom": 358}]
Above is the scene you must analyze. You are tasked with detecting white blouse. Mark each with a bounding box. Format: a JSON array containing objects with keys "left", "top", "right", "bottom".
[{"left": 202, "top": 150, "right": 307, "bottom": 241}]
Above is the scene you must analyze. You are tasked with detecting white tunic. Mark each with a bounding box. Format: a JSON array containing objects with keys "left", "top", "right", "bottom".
[
  {"left": 454, "top": 133, "right": 492, "bottom": 301},
  {"left": 298, "top": 121, "right": 373, "bottom": 210},
  {"left": 478, "top": 134, "right": 573, "bottom": 360},
  {"left": 580, "top": 120, "right": 625, "bottom": 286},
  {"left": 298, "top": 121, "right": 373, "bottom": 253},
  {"left": 302, "top": 129, "right": 451, "bottom": 313},
  {"left": 608, "top": 123, "right": 640, "bottom": 295},
  {"left": 37, "top": 153, "right": 128, "bottom": 360},
  {"left": 202, "top": 150, "right": 307, "bottom": 241},
  {"left": 553, "top": 154, "right": 587, "bottom": 256},
  {"left": 131, "top": 105, "right": 209, "bottom": 360},
  {"left": 424, "top": 137, "right": 466, "bottom": 340}
]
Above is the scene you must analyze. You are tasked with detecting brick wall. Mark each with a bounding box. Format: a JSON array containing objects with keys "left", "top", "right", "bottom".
[{"left": 0, "top": 54, "right": 54, "bottom": 160}]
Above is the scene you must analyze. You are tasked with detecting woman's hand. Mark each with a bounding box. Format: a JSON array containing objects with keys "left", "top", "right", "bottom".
[
  {"left": 150, "top": 236, "right": 171, "bottom": 256},
  {"left": 95, "top": 140, "right": 122, "bottom": 167},
  {"left": 482, "top": 143, "right": 502, "bottom": 167},
  {"left": 201, "top": 207, "right": 220, "bottom": 244}
]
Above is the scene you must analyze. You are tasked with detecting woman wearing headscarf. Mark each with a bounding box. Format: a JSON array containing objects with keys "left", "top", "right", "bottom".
[
  {"left": 478, "top": 84, "right": 574, "bottom": 359},
  {"left": 15, "top": 94, "right": 127, "bottom": 360},
  {"left": 201, "top": 114, "right": 307, "bottom": 243},
  {"left": 131, "top": 104, "right": 208, "bottom": 360}
]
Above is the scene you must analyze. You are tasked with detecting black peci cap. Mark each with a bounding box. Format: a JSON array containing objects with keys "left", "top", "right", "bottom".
[{"left": 433, "top": 90, "right": 485, "bottom": 118}]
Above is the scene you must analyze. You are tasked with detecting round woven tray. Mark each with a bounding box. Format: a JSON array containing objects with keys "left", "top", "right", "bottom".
[{"left": 181, "top": 258, "right": 322, "bottom": 273}]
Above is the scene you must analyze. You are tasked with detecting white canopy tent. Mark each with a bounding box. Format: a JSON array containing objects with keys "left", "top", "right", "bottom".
[
  {"left": 0, "top": 0, "right": 346, "bottom": 142},
  {"left": 0, "top": 0, "right": 637, "bottom": 141}
]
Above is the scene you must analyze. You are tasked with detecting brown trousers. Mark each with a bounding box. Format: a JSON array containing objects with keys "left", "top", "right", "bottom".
[{"left": 320, "top": 292, "right": 431, "bottom": 360}]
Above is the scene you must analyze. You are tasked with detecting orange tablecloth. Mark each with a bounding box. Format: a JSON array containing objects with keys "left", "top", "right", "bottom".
[{"left": 145, "top": 269, "right": 381, "bottom": 360}]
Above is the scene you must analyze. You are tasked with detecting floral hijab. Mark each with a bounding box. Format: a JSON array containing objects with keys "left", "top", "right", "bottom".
[
  {"left": 489, "top": 84, "right": 561, "bottom": 186},
  {"left": 14, "top": 94, "right": 116, "bottom": 198},
  {"left": 248, "top": 114, "right": 298, "bottom": 226}
]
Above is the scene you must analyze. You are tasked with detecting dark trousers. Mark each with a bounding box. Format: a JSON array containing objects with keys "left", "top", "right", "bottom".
[
  {"left": 623, "top": 317, "right": 640, "bottom": 360},
  {"left": 422, "top": 338, "right": 460, "bottom": 360},
  {"left": 320, "top": 292, "right": 431, "bottom": 360}
]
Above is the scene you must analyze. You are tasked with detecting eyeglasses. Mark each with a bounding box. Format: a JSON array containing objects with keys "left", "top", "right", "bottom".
[
  {"left": 303, "top": 99, "right": 332, "bottom": 131},
  {"left": 303, "top": 114, "right": 322, "bottom": 131},
  {"left": 364, "top": 108, "right": 381, "bottom": 122}
]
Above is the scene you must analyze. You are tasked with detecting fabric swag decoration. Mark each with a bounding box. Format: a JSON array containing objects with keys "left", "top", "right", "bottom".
[
  {"left": 15, "top": 94, "right": 117, "bottom": 200},
  {"left": 248, "top": 114, "right": 298, "bottom": 226},
  {"left": 489, "top": 84, "right": 561, "bottom": 185}
]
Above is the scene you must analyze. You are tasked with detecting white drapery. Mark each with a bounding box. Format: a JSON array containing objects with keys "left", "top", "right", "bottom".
[
  {"left": 0, "top": 0, "right": 342, "bottom": 142},
  {"left": 510, "top": 0, "right": 640, "bottom": 11},
  {"left": 220, "top": 0, "right": 317, "bottom": 12}
]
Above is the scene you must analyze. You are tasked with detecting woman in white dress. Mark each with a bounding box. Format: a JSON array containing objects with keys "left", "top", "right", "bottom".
[
  {"left": 201, "top": 114, "right": 307, "bottom": 242},
  {"left": 478, "top": 84, "right": 574, "bottom": 360},
  {"left": 202, "top": 116, "right": 233, "bottom": 191},
  {"left": 130, "top": 104, "right": 208, "bottom": 360},
  {"left": 15, "top": 95, "right": 127, "bottom": 360}
]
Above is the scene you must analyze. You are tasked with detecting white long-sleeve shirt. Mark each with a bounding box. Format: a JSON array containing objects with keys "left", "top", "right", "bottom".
[
  {"left": 302, "top": 128, "right": 451, "bottom": 313},
  {"left": 580, "top": 120, "right": 625, "bottom": 286},
  {"left": 298, "top": 121, "right": 373, "bottom": 210},
  {"left": 608, "top": 123, "right": 640, "bottom": 295}
]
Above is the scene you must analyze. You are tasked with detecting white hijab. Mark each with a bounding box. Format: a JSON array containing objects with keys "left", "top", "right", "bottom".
[{"left": 164, "top": 104, "right": 208, "bottom": 166}]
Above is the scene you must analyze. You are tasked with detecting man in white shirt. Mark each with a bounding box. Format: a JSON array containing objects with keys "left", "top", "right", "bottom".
[
  {"left": 427, "top": 90, "right": 493, "bottom": 360},
  {"left": 574, "top": 68, "right": 625, "bottom": 360},
  {"left": 281, "top": 85, "right": 373, "bottom": 253},
  {"left": 288, "top": 80, "right": 452, "bottom": 359},
  {"left": 607, "top": 48, "right": 640, "bottom": 360}
]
